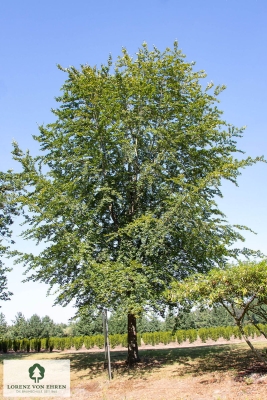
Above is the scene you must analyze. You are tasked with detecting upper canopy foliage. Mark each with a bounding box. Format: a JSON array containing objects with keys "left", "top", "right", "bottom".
[{"left": 11, "top": 42, "right": 264, "bottom": 315}]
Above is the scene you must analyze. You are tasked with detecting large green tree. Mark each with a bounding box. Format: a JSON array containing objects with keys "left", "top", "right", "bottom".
[
  {"left": 0, "top": 172, "right": 18, "bottom": 304},
  {"left": 12, "top": 42, "right": 263, "bottom": 363}
]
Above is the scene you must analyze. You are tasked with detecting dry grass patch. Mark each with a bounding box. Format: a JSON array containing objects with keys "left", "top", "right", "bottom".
[{"left": 1, "top": 342, "right": 267, "bottom": 399}]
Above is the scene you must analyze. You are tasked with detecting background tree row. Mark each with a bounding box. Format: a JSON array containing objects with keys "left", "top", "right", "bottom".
[{"left": 1, "top": 323, "right": 266, "bottom": 353}]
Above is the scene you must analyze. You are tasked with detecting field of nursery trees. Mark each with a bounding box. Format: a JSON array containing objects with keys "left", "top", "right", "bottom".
[{"left": 1, "top": 323, "right": 266, "bottom": 353}]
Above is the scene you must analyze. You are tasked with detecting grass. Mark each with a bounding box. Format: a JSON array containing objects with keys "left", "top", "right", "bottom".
[{"left": 1, "top": 342, "right": 267, "bottom": 399}]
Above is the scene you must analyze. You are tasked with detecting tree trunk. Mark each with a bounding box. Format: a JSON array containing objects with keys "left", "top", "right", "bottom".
[
  {"left": 237, "top": 322, "right": 267, "bottom": 365},
  {"left": 127, "top": 313, "right": 140, "bottom": 364}
]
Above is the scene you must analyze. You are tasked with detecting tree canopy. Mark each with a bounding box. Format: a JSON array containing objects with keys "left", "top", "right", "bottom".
[
  {"left": 4, "top": 312, "right": 65, "bottom": 340},
  {"left": 168, "top": 259, "right": 267, "bottom": 362},
  {"left": 168, "top": 260, "right": 267, "bottom": 324},
  {"left": 11, "top": 42, "right": 264, "bottom": 361},
  {"left": 0, "top": 172, "right": 18, "bottom": 304}
]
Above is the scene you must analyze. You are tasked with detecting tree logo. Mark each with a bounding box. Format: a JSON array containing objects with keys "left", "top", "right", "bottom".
[{"left": 28, "top": 363, "right": 45, "bottom": 383}]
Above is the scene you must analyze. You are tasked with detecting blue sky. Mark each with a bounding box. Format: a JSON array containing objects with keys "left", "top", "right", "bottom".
[{"left": 0, "top": 0, "right": 266, "bottom": 323}]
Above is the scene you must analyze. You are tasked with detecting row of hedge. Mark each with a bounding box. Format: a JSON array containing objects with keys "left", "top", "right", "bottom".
[{"left": 1, "top": 324, "right": 266, "bottom": 353}]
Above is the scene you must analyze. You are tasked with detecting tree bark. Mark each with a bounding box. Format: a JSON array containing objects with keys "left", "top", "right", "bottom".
[
  {"left": 127, "top": 313, "right": 140, "bottom": 364},
  {"left": 237, "top": 322, "right": 267, "bottom": 365}
]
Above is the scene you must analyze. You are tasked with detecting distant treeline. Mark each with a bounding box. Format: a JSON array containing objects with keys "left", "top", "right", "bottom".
[
  {"left": 0, "top": 307, "right": 237, "bottom": 340},
  {"left": 3, "top": 304, "right": 265, "bottom": 341}
]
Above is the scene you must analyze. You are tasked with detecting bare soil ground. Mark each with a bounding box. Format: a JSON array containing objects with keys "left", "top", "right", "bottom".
[{"left": 1, "top": 339, "right": 267, "bottom": 399}]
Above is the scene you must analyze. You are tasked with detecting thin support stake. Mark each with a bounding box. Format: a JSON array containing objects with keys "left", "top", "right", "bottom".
[{"left": 103, "top": 309, "right": 112, "bottom": 380}]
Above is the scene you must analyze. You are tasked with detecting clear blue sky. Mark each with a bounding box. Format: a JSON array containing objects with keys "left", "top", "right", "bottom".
[{"left": 0, "top": 0, "right": 266, "bottom": 324}]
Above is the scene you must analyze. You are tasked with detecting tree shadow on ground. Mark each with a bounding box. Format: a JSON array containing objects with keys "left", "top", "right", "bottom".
[
  {"left": 52, "top": 344, "right": 267, "bottom": 379},
  {"left": 2, "top": 344, "right": 267, "bottom": 380}
]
